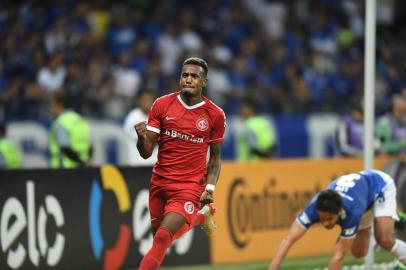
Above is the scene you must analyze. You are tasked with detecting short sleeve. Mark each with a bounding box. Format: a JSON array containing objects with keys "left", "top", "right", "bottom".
[
  {"left": 340, "top": 225, "right": 358, "bottom": 238},
  {"left": 296, "top": 199, "right": 319, "bottom": 229},
  {"left": 340, "top": 215, "right": 360, "bottom": 238},
  {"left": 147, "top": 99, "right": 162, "bottom": 134},
  {"left": 210, "top": 110, "right": 226, "bottom": 143}
]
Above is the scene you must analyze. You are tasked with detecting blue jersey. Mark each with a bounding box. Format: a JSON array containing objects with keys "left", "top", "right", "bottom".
[{"left": 296, "top": 170, "right": 388, "bottom": 238}]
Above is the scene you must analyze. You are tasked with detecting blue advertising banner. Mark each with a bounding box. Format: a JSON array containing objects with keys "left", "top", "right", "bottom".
[{"left": 7, "top": 115, "right": 340, "bottom": 169}]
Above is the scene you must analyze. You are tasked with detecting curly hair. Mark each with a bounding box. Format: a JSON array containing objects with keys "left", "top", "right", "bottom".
[{"left": 183, "top": 57, "right": 208, "bottom": 77}]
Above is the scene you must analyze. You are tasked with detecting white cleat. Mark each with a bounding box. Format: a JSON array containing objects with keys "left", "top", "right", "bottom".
[{"left": 199, "top": 203, "right": 216, "bottom": 236}]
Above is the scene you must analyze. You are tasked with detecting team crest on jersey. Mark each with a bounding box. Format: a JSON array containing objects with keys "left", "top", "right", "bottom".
[
  {"left": 184, "top": 201, "right": 195, "bottom": 214},
  {"left": 196, "top": 117, "right": 209, "bottom": 131}
]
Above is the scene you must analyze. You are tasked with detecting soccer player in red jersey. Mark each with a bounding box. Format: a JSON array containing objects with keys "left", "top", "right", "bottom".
[{"left": 135, "top": 57, "right": 226, "bottom": 270}]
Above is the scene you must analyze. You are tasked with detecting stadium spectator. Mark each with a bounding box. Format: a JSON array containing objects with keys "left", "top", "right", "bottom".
[
  {"left": 22, "top": 81, "right": 49, "bottom": 120},
  {"left": 63, "top": 62, "right": 87, "bottom": 113},
  {"left": 107, "top": 51, "right": 142, "bottom": 119},
  {"left": 122, "top": 91, "right": 157, "bottom": 166},
  {"left": 105, "top": 6, "right": 138, "bottom": 57},
  {"left": 157, "top": 23, "right": 182, "bottom": 76},
  {"left": 178, "top": 8, "right": 204, "bottom": 54},
  {"left": 141, "top": 58, "right": 170, "bottom": 98},
  {"left": 237, "top": 98, "right": 277, "bottom": 161},
  {"left": 243, "top": 0, "right": 287, "bottom": 39},
  {"left": 376, "top": 95, "right": 406, "bottom": 156},
  {"left": 206, "top": 56, "right": 232, "bottom": 108},
  {"left": 49, "top": 94, "right": 91, "bottom": 168},
  {"left": 44, "top": 18, "right": 68, "bottom": 55},
  {"left": 83, "top": 54, "right": 115, "bottom": 118},
  {"left": 280, "top": 64, "right": 311, "bottom": 114},
  {"left": 0, "top": 123, "right": 22, "bottom": 169},
  {"left": 135, "top": 57, "right": 225, "bottom": 269},
  {"left": 37, "top": 53, "right": 66, "bottom": 94},
  {"left": 0, "top": 0, "right": 405, "bottom": 122},
  {"left": 335, "top": 100, "right": 381, "bottom": 157},
  {"left": 130, "top": 38, "right": 152, "bottom": 74},
  {"left": 269, "top": 170, "right": 406, "bottom": 270}
]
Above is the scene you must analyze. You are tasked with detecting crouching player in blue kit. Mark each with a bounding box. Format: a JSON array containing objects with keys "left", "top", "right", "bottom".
[{"left": 268, "top": 170, "right": 406, "bottom": 270}]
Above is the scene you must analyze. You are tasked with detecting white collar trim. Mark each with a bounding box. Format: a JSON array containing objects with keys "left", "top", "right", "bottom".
[{"left": 177, "top": 94, "right": 205, "bottom": 109}]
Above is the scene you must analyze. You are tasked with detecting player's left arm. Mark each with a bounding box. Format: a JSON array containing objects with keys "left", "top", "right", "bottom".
[
  {"left": 200, "top": 142, "right": 222, "bottom": 206},
  {"left": 328, "top": 236, "right": 355, "bottom": 270}
]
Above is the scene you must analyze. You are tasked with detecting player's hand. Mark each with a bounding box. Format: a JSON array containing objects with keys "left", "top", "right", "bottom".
[
  {"left": 200, "top": 190, "right": 213, "bottom": 206},
  {"left": 134, "top": 121, "right": 147, "bottom": 138}
]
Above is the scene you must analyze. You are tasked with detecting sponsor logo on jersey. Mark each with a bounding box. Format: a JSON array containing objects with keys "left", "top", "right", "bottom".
[{"left": 163, "top": 129, "right": 204, "bottom": 143}]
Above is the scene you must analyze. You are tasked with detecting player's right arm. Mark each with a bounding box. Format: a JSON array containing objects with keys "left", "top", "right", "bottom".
[
  {"left": 135, "top": 96, "right": 162, "bottom": 159},
  {"left": 135, "top": 121, "right": 158, "bottom": 159},
  {"left": 268, "top": 220, "right": 307, "bottom": 270},
  {"left": 269, "top": 200, "right": 318, "bottom": 270},
  {"left": 328, "top": 236, "right": 355, "bottom": 270}
]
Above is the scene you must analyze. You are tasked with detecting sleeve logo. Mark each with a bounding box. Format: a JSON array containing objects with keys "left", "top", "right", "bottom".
[
  {"left": 299, "top": 212, "right": 310, "bottom": 225},
  {"left": 343, "top": 226, "right": 356, "bottom": 236}
]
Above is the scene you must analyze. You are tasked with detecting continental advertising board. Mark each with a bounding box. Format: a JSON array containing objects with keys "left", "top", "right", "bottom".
[
  {"left": 0, "top": 165, "right": 209, "bottom": 270},
  {"left": 211, "top": 157, "right": 392, "bottom": 264}
]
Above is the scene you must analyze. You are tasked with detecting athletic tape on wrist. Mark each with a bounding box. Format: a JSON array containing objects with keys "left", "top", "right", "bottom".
[{"left": 206, "top": 184, "right": 215, "bottom": 193}]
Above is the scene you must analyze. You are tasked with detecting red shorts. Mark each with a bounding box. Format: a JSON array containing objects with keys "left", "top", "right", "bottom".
[{"left": 149, "top": 176, "right": 204, "bottom": 229}]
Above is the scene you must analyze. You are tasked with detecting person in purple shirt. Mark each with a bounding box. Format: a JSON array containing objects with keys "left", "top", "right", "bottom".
[
  {"left": 376, "top": 95, "right": 406, "bottom": 156},
  {"left": 336, "top": 100, "right": 380, "bottom": 157},
  {"left": 268, "top": 170, "right": 406, "bottom": 270}
]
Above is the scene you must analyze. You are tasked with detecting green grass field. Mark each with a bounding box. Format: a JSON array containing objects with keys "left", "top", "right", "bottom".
[{"left": 161, "top": 250, "right": 394, "bottom": 270}]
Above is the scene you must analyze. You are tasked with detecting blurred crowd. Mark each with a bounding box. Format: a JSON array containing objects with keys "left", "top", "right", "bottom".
[{"left": 1, "top": 0, "right": 406, "bottom": 122}]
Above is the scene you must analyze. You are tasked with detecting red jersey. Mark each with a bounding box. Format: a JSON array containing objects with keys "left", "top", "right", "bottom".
[{"left": 146, "top": 92, "right": 226, "bottom": 186}]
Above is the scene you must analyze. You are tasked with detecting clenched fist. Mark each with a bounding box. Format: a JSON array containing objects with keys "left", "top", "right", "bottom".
[
  {"left": 200, "top": 190, "right": 214, "bottom": 206},
  {"left": 134, "top": 121, "right": 148, "bottom": 138}
]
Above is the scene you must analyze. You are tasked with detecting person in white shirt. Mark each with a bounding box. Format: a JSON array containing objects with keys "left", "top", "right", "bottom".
[
  {"left": 37, "top": 53, "right": 66, "bottom": 93},
  {"left": 123, "top": 91, "right": 157, "bottom": 166}
]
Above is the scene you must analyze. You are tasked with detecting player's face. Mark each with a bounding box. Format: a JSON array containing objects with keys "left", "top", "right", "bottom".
[
  {"left": 318, "top": 211, "right": 339, "bottom": 230},
  {"left": 179, "top": 65, "right": 207, "bottom": 98}
]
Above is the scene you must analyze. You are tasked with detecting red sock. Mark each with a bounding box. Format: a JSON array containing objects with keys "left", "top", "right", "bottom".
[
  {"left": 173, "top": 212, "right": 205, "bottom": 240},
  {"left": 138, "top": 227, "right": 173, "bottom": 270}
]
